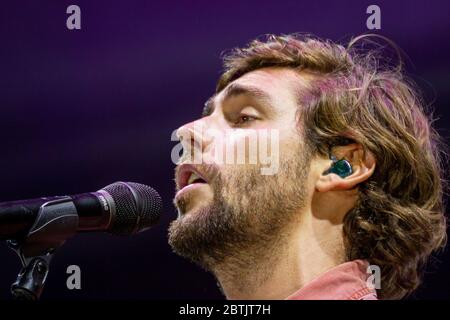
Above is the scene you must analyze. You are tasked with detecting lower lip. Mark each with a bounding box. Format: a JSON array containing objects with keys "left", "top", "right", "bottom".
[{"left": 175, "top": 182, "right": 208, "bottom": 199}]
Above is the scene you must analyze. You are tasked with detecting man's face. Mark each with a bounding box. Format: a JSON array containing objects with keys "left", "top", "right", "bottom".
[{"left": 168, "top": 67, "right": 315, "bottom": 270}]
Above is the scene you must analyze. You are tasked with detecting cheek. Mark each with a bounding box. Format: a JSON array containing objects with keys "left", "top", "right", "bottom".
[{"left": 220, "top": 129, "right": 283, "bottom": 167}]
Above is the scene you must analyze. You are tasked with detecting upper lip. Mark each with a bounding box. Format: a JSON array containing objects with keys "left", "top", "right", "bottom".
[{"left": 176, "top": 164, "right": 209, "bottom": 190}]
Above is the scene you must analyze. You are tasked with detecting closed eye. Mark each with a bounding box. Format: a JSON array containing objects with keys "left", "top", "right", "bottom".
[{"left": 232, "top": 114, "right": 258, "bottom": 127}]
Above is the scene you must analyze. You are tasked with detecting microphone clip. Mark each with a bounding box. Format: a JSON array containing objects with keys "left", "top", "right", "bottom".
[{"left": 6, "top": 196, "right": 79, "bottom": 301}]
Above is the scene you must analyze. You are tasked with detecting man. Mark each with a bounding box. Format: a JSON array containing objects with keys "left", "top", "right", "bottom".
[{"left": 168, "top": 34, "right": 447, "bottom": 300}]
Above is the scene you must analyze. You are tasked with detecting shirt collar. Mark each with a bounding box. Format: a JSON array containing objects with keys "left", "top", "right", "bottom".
[{"left": 285, "top": 259, "right": 377, "bottom": 300}]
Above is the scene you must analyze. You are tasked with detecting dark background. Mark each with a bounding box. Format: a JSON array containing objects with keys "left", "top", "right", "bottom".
[{"left": 0, "top": 0, "right": 449, "bottom": 299}]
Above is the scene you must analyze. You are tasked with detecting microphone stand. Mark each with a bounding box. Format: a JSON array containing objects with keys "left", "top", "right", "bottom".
[{"left": 6, "top": 197, "right": 79, "bottom": 300}]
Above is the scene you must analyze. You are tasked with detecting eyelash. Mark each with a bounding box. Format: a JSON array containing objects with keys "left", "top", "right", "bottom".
[{"left": 233, "top": 114, "right": 257, "bottom": 126}]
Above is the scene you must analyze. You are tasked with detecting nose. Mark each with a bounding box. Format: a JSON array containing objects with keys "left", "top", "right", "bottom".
[{"left": 176, "top": 119, "right": 213, "bottom": 163}]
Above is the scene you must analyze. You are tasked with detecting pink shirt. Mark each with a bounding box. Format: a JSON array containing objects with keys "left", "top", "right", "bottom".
[{"left": 285, "top": 259, "right": 378, "bottom": 300}]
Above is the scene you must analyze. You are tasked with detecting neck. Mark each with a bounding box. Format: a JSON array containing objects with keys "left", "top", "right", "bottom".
[{"left": 213, "top": 213, "right": 346, "bottom": 300}]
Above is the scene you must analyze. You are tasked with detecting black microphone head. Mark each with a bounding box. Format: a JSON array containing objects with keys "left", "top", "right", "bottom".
[{"left": 100, "top": 182, "right": 162, "bottom": 235}]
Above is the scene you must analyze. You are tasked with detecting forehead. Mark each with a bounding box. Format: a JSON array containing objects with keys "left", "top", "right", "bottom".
[{"left": 216, "top": 67, "right": 309, "bottom": 104}]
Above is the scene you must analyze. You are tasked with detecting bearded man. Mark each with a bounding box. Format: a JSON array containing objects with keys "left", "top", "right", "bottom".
[{"left": 168, "top": 34, "right": 447, "bottom": 300}]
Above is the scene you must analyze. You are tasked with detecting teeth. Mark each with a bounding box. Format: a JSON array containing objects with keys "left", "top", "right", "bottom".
[{"left": 188, "top": 172, "right": 201, "bottom": 185}]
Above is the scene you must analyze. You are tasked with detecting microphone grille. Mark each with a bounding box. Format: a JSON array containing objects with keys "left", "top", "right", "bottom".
[{"left": 101, "top": 182, "right": 162, "bottom": 235}]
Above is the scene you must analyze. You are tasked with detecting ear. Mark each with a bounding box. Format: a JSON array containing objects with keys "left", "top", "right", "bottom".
[{"left": 315, "top": 144, "right": 376, "bottom": 193}]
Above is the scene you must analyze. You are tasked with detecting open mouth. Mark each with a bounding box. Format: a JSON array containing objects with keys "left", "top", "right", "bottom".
[{"left": 176, "top": 164, "right": 209, "bottom": 191}]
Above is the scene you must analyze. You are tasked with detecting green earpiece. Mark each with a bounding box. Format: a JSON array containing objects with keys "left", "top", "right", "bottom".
[{"left": 323, "top": 155, "right": 353, "bottom": 178}]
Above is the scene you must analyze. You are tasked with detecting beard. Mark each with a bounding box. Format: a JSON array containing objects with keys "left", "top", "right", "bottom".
[{"left": 168, "top": 141, "right": 312, "bottom": 277}]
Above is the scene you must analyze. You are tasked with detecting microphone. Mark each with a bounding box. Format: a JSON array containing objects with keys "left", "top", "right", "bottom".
[
  {"left": 0, "top": 181, "right": 163, "bottom": 240},
  {"left": 1, "top": 181, "right": 162, "bottom": 300}
]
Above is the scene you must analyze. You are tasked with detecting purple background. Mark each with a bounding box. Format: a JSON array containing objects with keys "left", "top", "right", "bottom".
[{"left": 0, "top": 0, "right": 449, "bottom": 299}]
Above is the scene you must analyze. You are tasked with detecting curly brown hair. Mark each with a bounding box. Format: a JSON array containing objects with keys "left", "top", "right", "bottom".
[{"left": 215, "top": 34, "right": 448, "bottom": 299}]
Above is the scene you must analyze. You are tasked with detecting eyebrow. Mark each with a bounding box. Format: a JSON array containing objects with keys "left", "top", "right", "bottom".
[{"left": 202, "top": 83, "right": 273, "bottom": 117}]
